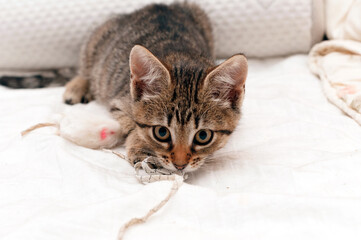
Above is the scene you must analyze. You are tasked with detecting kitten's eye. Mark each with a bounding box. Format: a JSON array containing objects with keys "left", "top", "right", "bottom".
[
  {"left": 194, "top": 129, "right": 213, "bottom": 145},
  {"left": 153, "top": 126, "right": 171, "bottom": 142}
]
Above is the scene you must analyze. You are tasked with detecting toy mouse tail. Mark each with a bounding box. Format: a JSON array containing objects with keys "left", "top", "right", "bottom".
[{"left": 21, "top": 122, "right": 57, "bottom": 136}]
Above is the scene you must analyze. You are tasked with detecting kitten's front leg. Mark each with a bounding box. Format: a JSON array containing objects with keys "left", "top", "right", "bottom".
[
  {"left": 125, "top": 130, "right": 158, "bottom": 166},
  {"left": 110, "top": 100, "right": 159, "bottom": 166},
  {"left": 63, "top": 75, "right": 93, "bottom": 105}
]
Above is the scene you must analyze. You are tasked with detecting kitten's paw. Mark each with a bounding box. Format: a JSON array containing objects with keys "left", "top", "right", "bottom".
[{"left": 63, "top": 76, "right": 92, "bottom": 105}]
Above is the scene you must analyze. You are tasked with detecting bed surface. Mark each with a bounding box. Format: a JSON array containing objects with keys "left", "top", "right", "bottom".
[{"left": 1, "top": 55, "right": 361, "bottom": 239}]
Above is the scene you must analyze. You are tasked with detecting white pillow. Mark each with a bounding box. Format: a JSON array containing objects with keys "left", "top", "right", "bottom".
[{"left": 0, "top": 0, "right": 324, "bottom": 70}]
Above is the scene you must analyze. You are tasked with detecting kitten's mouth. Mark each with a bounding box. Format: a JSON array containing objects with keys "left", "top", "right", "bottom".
[{"left": 157, "top": 156, "right": 205, "bottom": 173}]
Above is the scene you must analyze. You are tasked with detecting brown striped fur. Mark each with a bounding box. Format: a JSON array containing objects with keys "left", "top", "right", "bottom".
[{"left": 63, "top": 3, "right": 248, "bottom": 172}]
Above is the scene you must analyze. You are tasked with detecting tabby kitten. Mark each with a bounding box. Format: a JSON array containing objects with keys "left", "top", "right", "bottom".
[{"left": 63, "top": 3, "right": 248, "bottom": 172}]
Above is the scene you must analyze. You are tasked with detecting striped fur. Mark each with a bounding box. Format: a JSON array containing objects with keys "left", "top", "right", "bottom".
[{"left": 63, "top": 3, "right": 247, "bottom": 172}]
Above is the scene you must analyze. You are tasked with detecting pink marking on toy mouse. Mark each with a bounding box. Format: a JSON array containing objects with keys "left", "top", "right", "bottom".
[{"left": 100, "top": 128, "right": 108, "bottom": 140}]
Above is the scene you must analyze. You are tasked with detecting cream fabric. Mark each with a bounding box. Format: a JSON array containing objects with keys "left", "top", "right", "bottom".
[
  {"left": 309, "top": 0, "right": 361, "bottom": 126},
  {"left": 2, "top": 55, "right": 361, "bottom": 240},
  {"left": 325, "top": 0, "right": 361, "bottom": 41}
]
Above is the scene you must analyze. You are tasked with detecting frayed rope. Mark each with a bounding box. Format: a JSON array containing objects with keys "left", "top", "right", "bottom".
[{"left": 103, "top": 149, "right": 186, "bottom": 240}]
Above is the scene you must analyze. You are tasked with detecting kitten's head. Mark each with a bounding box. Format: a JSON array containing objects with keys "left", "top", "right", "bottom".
[{"left": 129, "top": 45, "right": 247, "bottom": 172}]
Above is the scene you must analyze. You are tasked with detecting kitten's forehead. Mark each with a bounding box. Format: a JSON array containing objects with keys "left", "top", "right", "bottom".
[
  {"left": 170, "top": 65, "right": 206, "bottom": 103},
  {"left": 166, "top": 65, "right": 206, "bottom": 126},
  {"left": 166, "top": 104, "right": 200, "bottom": 128}
]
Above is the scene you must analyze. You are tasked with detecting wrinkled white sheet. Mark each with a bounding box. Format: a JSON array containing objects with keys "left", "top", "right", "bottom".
[{"left": 1, "top": 55, "right": 361, "bottom": 240}]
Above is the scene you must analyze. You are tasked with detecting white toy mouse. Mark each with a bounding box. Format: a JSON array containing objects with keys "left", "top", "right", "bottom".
[{"left": 22, "top": 102, "right": 121, "bottom": 149}]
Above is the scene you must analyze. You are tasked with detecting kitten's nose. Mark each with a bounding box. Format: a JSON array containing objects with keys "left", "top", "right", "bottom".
[
  {"left": 173, "top": 163, "right": 188, "bottom": 170},
  {"left": 171, "top": 144, "right": 191, "bottom": 170}
]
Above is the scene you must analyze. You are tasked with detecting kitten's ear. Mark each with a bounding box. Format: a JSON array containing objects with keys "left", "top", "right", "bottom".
[
  {"left": 129, "top": 45, "right": 170, "bottom": 101},
  {"left": 204, "top": 54, "right": 248, "bottom": 107}
]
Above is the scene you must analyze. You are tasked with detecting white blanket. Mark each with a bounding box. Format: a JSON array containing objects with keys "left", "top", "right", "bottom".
[
  {"left": 309, "top": 0, "right": 361, "bottom": 126},
  {"left": 309, "top": 40, "right": 361, "bottom": 125},
  {"left": 1, "top": 55, "right": 361, "bottom": 240}
]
